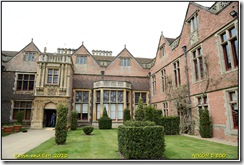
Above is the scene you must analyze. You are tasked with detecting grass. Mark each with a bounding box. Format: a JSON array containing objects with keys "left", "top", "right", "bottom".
[
  {"left": 22, "top": 128, "right": 238, "bottom": 160},
  {"left": 164, "top": 135, "right": 238, "bottom": 160}
]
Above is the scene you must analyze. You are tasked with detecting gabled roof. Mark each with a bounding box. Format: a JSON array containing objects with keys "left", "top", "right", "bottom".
[
  {"left": 165, "top": 38, "right": 175, "bottom": 44},
  {"left": 2, "top": 51, "right": 18, "bottom": 62}
]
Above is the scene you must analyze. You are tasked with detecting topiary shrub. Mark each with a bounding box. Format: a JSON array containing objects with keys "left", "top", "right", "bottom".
[
  {"left": 55, "top": 103, "right": 68, "bottom": 145},
  {"left": 83, "top": 126, "right": 94, "bottom": 135},
  {"left": 159, "top": 116, "right": 180, "bottom": 135},
  {"left": 199, "top": 109, "right": 213, "bottom": 138},
  {"left": 17, "top": 111, "right": 24, "bottom": 125},
  {"left": 118, "top": 121, "right": 165, "bottom": 159},
  {"left": 123, "top": 108, "right": 131, "bottom": 123},
  {"left": 135, "top": 97, "right": 144, "bottom": 121},
  {"left": 71, "top": 111, "right": 78, "bottom": 130},
  {"left": 98, "top": 107, "right": 112, "bottom": 129}
]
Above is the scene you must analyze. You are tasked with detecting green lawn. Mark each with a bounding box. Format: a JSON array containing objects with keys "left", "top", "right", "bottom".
[{"left": 23, "top": 128, "right": 238, "bottom": 160}]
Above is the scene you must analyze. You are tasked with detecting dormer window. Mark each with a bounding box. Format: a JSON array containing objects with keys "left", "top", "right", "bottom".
[
  {"left": 24, "top": 52, "right": 36, "bottom": 62},
  {"left": 120, "top": 58, "right": 130, "bottom": 66}
]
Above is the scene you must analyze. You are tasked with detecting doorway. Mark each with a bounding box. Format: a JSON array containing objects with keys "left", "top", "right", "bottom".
[{"left": 43, "top": 109, "right": 56, "bottom": 127}]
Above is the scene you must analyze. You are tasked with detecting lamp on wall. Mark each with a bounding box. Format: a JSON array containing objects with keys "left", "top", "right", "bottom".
[{"left": 229, "top": 10, "right": 238, "bottom": 17}]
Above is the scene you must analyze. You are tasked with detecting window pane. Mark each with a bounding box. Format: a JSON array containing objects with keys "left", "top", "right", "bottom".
[
  {"left": 24, "top": 75, "right": 29, "bottom": 80},
  {"left": 75, "top": 104, "right": 81, "bottom": 113},
  {"left": 110, "top": 91, "right": 116, "bottom": 102},
  {"left": 96, "top": 91, "right": 100, "bottom": 102},
  {"left": 20, "top": 101, "right": 26, "bottom": 108},
  {"left": 26, "top": 102, "right": 32, "bottom": 108},
  {"left": 103, "top": 91, "right": 109, "bottom": 103},
  {"left": 83, "top": 92, "right": 89, "bottom": 103},
  {"left": 141, "top": 93, "right": 146, "bottom": 103},
  {"left": 29, "top": 81, "right": 34, "bottom": 90},
  {"left": 194, "top": 59, "right": 199, "bottom": 80},
  {"left": 82, "top": 104, "right": 88, "bottom": 113},
  {"left": 18, "top": 74, "right": 23, "bottom": 80},
  {"left": 48, "top": 76, "right": 52, "bottom": 83},
  {"left": 97, "top": 104, "right": 100, "bottom": 119},
  {"left": 76, "top": 92, "right": 82, "bottom": 102},
  {"left": 53, "top": 76, "right": 58, "bottom": 83},
  {"left": 118, "top": 91, "right": 123, "bottom": 102},
  {"left": 13, "top": 110, "right": 18, "bottom": 120},
  {"left": 223, "top": 44, "right": 232, "bottom": 69},
  {"left": 135, "top": 93, "right": 140, "bottom": 104},
  {"left": 30, "top": 75, "right": 35, "bottom": 80},
  {"left": 230, "top": 28, "right": 236, "bottom": 37},
  {"left": 199, "top": 57, "right": 204, "bottom": 79},
  {"left": 126, "top": 91, "right": 129, "bottom": 103},
  {"left": 48, "top": 69, "right": 52, "bottom": 74},
  {"left": 118, "top": 104, "right": 123, "bottom": 119},
  {"left": 110, "top": 104, "right": 116, "bottom": 119},
  {"left": 54, "top": 70, "right": 58, "bottom": 75},
  {"left": 17, "top": 81, "right": 22, "bottom": 90},
  {"left": 23, "top": 81, "right": 28, "bottom": 90}
]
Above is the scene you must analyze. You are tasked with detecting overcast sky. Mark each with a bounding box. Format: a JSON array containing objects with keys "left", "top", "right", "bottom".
[{"left": 2, "top": 1, "right": 215, "bottom": 58}]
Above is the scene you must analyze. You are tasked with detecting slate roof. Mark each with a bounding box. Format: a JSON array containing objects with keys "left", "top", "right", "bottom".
[{"left": 2, "top": 51, "right": 18, "bottom": 62}]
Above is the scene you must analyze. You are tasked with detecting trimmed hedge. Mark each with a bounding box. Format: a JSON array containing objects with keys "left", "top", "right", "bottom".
[
  {"left": 199, "top": 109, "right": 213, "bottom": 138},
  {"left": 124, "top": 120, "right": 155, "bottom": 127},
  {"left": 159, "top": 116, "right": 180, "bottom": 135},
  {"left": 98, "top": 107, "right": 112, "bottom": 129},
  {"left": 83, "top": 126, "right": 94, "bottom": 135},
  {"left": 71, "top": 111, "right": 78, "bottom": 130},
  {"left": 118, "top": 124, "right": 165, "bottom": 159},
  {"left": 55, "top": 104, "right": 68, "bottom": 145}
]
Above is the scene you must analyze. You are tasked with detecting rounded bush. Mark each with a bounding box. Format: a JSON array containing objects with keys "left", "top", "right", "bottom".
[{"left": 83, "top": 126, "right": 94, "bottom": 135}]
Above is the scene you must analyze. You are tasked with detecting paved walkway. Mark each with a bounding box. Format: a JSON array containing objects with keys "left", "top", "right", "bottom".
[
  {"left": 182, "top": 134, "right": 238, "bottom": 146},
  {"left": 2, "top": 128, "right": 55, "bottom": 159}
]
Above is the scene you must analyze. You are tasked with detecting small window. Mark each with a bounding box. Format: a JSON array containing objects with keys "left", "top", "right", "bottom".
[
  {"left": 47, "top": 69, "right": 59, "bottom": 84},
  {"left": 120, "top": 58, "right": 130, "bottom": 66},
  {"left": 24, "top": 52, "right": 36, "bottom": 62},
  {"left": 228, "top": 91, "right": 238, "bottom": 129},
  {"left": 76, "top": 56, "right": 87, "bottom": 64},
  {"left": 162, "top": 102, "right": 168, "bottom": 117}
]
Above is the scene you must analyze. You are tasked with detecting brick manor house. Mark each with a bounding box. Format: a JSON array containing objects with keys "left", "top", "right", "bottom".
[{"left": 1, "top": 2, "right": 239, "bottom": 142}]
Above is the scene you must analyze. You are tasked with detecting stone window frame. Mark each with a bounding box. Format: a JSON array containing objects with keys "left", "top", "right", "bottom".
[
  {"left": 225, "top": 88, "right": 238, "bottom": 131},
  {"left": 191, "top": 45, "right": 205, "bottom": 82},
  {"left": 216, "top": 21, "right": 238, "bottom": 74},
  {"left": 11, "top": 100, "right": 33, "bottom": 121},
  {"left": 23, "top": 52, "right": 36, "bottom": 62},
  {"left": 162, "top": 101, "right": 168, "bottom": 117},
  {"left": 76, "top": 55, "right": 87, "bottom": 65},
  {"left": 74, "top": 90, "right": 91, "bottom": 121},
  {"left": 196, "top": 94, "right": 208, "bottom": 110},
  {"left": 95, "top": 89, "right": 125, "bottom": 121},
  {"left": 14, "top": 72, "right": 35, "bottom": 94},
  {"left": 46, "top": 68, "right": 59, "bottom": 85}
]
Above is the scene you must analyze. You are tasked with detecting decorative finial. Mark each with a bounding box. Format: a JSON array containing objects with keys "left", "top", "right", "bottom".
[
  {"left": 161, "top": 31, "right": 163, "bottom": 35},
  {"left": 124, "top": 44, "right": 126, "bottom": 48},
  {"left": 44, "top": 47, "right": 47, "bottom": 53},
  {"left": 31, "top": 38, "right": 33, "bottom": 42},
  {"left": 82, "top": 41, "right": 84, "bottom": 45},
  {"left": 64, "top": 48, "right": 67, "bottom": 54}
]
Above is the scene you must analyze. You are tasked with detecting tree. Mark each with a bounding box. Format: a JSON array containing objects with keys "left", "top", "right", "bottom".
[
  {"left": 135, "top": 97, "right": 144, "bottom": 121},
  {"left": 71, "top": 111, "right": 78, "bottom": 130},
  {"left": 55, "top": 103, "right": 68, "bottom": 145},
  {"left": 123, "top": 108, "right": 131, "bottom": 123},
  {"left": 199, "top": 108, "right": 213, "bottom": 138},
  {"left": 98, "top": 107, "right": 112, "bottom": 129}
]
